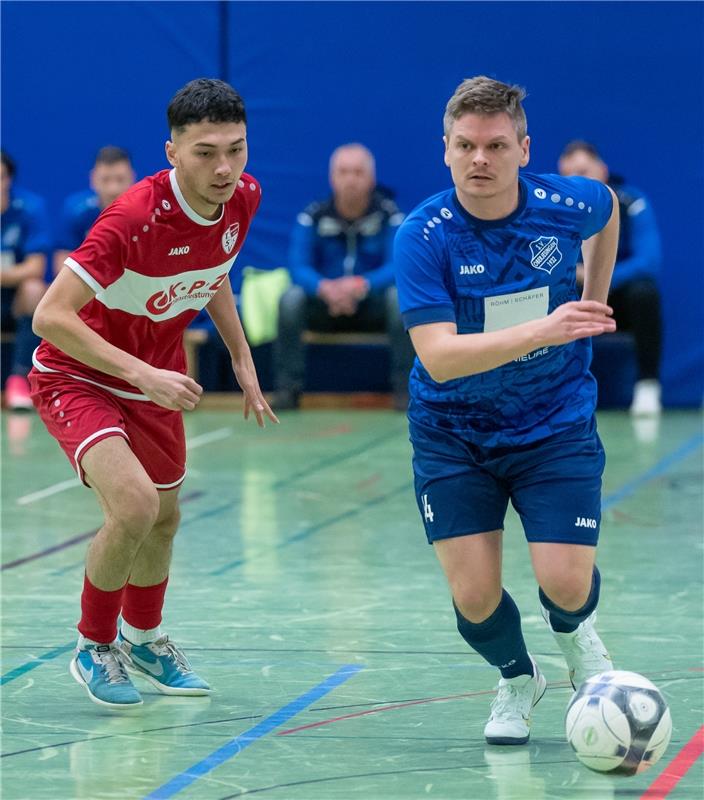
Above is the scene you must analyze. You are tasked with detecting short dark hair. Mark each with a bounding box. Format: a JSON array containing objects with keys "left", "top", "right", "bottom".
[
  {"left": 560, "top": 140, "right": 602, "bottom": 160},
  {"left": 1, "top": 150, "right": 16, "bottom": 179},
  {"left": 94, "top": 146, "right": 132, "bottom": 167},
  {"left": 167, "top": 78, "right": 247, "bottom": 134}
]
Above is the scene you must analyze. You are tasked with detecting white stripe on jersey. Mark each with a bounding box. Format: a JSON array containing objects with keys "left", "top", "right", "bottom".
[
  {"left": 69, "top": 255, "right": 237, "bottom": 322},
  {"left": 32, "top": 349, "right": 150, "bottom": 400},
  {"left": 66, "top": 257, "right": 105, "bottom": 293}
]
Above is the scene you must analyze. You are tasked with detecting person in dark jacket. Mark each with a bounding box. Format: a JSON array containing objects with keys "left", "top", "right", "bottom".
[
  {"left": 558, "top": 140, "right": 663, "bottom": 415},
  {"left": 273, "top": 143, "right": 414, "bottom": 410}
]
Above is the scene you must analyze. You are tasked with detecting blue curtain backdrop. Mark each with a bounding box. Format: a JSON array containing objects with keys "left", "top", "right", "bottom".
[{"left": 2, "top": 1, "right": 702, "bottom": 405}]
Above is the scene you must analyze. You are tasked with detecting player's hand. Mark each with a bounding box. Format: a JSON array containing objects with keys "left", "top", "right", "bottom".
[
  {"left": 231, "top": 353, "right": 279, "bottom": 428},
  {"left": 136, "top": 367, "right": 203, "bottom": 411},
  {"left": 538, "top": 300, "right": 616, "bottom": 346}
]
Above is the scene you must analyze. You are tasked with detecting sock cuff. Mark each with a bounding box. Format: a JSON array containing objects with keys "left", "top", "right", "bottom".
[
  {"left": 120, "top": 621, "right": 163, "bottom": 645},
  {"left": 454, "top": 589, "right": 517, "bottom": 634},
  {"left": 539, "top": 566, "right": 601, "bottom": 617}
]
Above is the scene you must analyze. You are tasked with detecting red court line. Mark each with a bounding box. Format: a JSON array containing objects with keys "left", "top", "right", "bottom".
[
  {"left": 276, "top": 682, "right": 573, "bottom": 736},
  {"left": 640, "top": 725, "right": 704, "bottom": 800}
]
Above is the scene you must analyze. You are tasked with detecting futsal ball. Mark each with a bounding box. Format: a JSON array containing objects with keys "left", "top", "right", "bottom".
[{"left": 565, "top": 670, "right": 672, "bottom": 775}]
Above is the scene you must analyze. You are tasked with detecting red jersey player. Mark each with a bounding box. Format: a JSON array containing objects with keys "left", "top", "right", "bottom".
[{"left": 30, "top": 78, "right": 278, "bottom": 709}]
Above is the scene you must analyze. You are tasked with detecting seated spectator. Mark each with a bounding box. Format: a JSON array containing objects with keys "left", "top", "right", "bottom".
[
  {"left": 53, "top": 145, "right": 135, "bottom": 275},
  {"left": 273, "top": 143, "right": 414, "bottom": 410},
  {"left": 558, "top": 140, "right": 664, "bottom": 415},
  {"left": 1, "top": 150, "right": 50, "bottom": 409}
]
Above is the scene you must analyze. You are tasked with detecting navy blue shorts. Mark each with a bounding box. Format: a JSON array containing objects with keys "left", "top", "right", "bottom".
[{"left": 410, "top": 417, "right": 605, "bottom": 546}]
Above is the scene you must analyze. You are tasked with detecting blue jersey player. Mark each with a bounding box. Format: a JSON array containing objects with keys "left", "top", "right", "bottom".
[{"left": 394, "top": 77, "right": 619, "bottom": 745}]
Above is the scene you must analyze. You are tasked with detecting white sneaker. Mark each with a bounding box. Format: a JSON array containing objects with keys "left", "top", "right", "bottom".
[
  {"left": 630, "top": 379, "right": 662, "bottom": 416},
  {"left": 484, "top": 656, "right": 547, "bottom": 745},
  {"left": 542, "top": 609, "right": 613, "bottom": 689}
]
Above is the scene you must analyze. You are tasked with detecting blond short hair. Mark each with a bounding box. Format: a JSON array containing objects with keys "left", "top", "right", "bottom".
[{"left": 444, "top": 76, "right": 527, "bottom": 140}]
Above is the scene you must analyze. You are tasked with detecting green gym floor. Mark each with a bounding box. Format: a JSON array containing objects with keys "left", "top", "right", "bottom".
[{"left": 1, "top": 405, "right": 702, "bottom": 800}]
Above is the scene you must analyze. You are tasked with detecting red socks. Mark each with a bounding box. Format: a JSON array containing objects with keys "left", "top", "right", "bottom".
[
  {"left": 78, "top": 575, "right": 169, "bottom": 643},
  {"left": 121, "top": 577, "right": 169, "bottom": 630},
  {"left": 78, "top": 574, "right": 125, "bottom": 643}
]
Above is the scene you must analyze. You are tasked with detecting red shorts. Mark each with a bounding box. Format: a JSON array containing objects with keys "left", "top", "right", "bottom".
[{"left": 29, "top": 370, "right": 186, "bottom": 490}]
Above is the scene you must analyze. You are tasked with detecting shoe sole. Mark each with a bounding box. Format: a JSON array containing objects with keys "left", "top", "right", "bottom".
[
  {"left": 69, "top": 658, "right": 143, "bottom": 710},
  {"left": 126, "top": 665, "right": 211, "bottom": 696},
  {"left": 484, "top": 673, "right": 548, "bottom": 746}
]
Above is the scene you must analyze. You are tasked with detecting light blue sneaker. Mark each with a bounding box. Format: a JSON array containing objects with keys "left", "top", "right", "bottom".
[
  {"left": 118, "top": 634, "right": 211, "bottom": 696},
  {"left": 70, "top": 643, "right": 143, "bottom": 709}
]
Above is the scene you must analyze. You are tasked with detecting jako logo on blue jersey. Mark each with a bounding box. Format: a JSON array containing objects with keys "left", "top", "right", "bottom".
[
  {"left": 529, "top": 236, "right": 562, "bottom": 273},
  {"left": 575, "top": 517, "right": 597, "bottom": 528},
  {"left": 459, "top": 264, "right": 485, "bottom": 275}
]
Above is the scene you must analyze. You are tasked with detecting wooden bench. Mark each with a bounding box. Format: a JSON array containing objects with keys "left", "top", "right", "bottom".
[{"left": 301, "top": 331, "right": 389, "bottom": 346}]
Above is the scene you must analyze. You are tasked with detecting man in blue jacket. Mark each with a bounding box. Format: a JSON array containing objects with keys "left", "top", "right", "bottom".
[
  {"left": 53, "top": 146, "right": 135, "bottom": 277},
  {"left": 273, "top": 143, "right": 414, "bottom": 409},
  {"left": 1, "top": 150, "right": 50, "bottom": 409},
  {"left": 558, "top": 141, "right": 663, "bottom": 415}
]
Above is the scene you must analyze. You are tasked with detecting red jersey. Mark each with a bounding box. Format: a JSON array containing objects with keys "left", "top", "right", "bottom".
[{"left": 33, "top": 169, "right": 261, "bottom": 399}]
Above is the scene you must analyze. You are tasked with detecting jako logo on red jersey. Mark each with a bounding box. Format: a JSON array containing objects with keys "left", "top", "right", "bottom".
[
  {"left": 146, "top": 273, "right": 228, "bottom": 315},
  {"left": 222, "top": 223, "right": 239, "bottom": 254}
]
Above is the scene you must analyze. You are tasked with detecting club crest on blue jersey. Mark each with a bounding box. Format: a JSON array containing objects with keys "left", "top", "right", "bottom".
[{"left": 529, "top": 236, "right": 563, "bottom": 273}]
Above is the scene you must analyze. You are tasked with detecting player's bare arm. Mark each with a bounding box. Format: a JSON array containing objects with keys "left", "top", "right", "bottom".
[
  {"left": 410, "top": 300, "right": 615, "bottom": 383},
  {"left": 206, "top": 276, "right": 279, "bottom": 427},
  {"left": 580, "top": 186, "right": 619, "bottom": 304},
  {"left": 32, "top": 267, "right": 203, "bottom": 411},
  {"left": 0, "top": 253, "right": 46, "bottom": 288}
]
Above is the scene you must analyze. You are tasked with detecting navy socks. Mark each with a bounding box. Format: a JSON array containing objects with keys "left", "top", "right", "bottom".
[
  {"left": 539, "top": 566, "right": 601, "bottom": 633},
  {"left": 454, "top": 589, "right": 534, "bottom": 679}
]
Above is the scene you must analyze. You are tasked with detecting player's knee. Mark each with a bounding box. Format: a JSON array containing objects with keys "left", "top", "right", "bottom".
[
  {"left": 453, "top": 586, "right": 502, "bottom": 623},
  {"left": 109, "top": 486, "right": 160, "bottom": 542},
  {"left": 540, "top": 576, "right": 591, "bottom": 612},
  {"left": 151, "top": 506, "right": 181, "bottom": 541}
]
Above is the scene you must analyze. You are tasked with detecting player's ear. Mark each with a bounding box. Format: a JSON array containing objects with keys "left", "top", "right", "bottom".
[
  {"left": 443, "top": 136, "right": 450, "bottom": 167},
  {"left": 519, "top": 135, "right": 530, "bottom": 168},
  {"left": 165, "top": 140, "right": 177, "bottom": 168}
]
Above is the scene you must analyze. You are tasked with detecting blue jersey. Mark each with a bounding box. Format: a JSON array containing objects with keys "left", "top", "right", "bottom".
[
  {"left": 56, "top": 189, "right": 101, "bottom": 251},
  {"left": 394, "top": 172, "right": 613, "bottom": 447},
  {"left": 1, "top": 187, "right": 51, "bottom": 268}
]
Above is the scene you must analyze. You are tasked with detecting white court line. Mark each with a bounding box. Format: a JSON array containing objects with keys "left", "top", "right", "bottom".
[
  {"left": 185, "top": 427, "right": 233, "bottom": 451},
  {"left": 16, "top": 427, "right": 234, "bottom": 505},
  {"left": 16, "top": 478, "right": 82, "bottom": 506}
]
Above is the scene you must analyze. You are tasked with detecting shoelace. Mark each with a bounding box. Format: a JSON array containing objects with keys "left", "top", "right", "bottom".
[
  {"left": 490, "top": 683, "right": 526, "bottom": 720},
  {"left": 92, "top": 647, "right": 130, "bottom": 684},
  {"left": 574, "top": 627, "right": 609, "bottom": 663},
  {"left": 149, "top": 636, "right": 193, "bottom": 674}
]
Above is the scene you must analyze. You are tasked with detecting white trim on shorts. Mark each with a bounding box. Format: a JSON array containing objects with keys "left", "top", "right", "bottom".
[
  {"left": 154, "top": 471, "right": 187, "bottom": 491},
  {"left": 74, "top": 427, "right": 130, "bottom": 484}
]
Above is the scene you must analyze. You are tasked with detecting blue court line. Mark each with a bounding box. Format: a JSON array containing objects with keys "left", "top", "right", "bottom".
[
  {"left": 143, "top": 663, "right": 364, "bottom": 800},
  {"left": 602, "top": 431, "right": 703, "bottom": 511},
  {"left": 0, "top": 643, "right": 74, "bottom": 686},
  {"left": 210, "top": 483, "right": 409, "bottom": 575}
]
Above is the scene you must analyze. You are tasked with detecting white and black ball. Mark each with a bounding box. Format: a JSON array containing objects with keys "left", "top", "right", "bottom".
[{"left": 565, "top": 670, "right": 672, "bottom": 775}]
